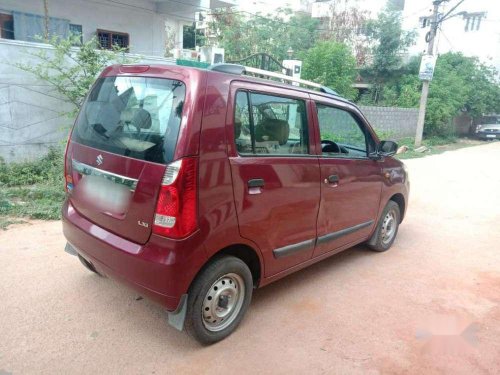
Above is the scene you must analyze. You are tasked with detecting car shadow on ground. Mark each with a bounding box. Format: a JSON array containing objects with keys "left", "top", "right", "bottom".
[
  {"left": 75, "top": 235, "right": 411, "bottom": 352},
  {"left": 251, "top": 245, "right": 375, "bottom": 306}
]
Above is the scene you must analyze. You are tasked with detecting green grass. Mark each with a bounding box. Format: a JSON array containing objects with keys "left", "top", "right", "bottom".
[
  {"left": 373, "top": 130, "right": 470, "bottom": 160},
  {"left": 0, "top": 148, "right": 65, "bottom": 229},
  {"left": 0, "top": 218, "right": 26, "bottom": 230},
  {"left": 394, "top": 136, "right": 486, "bottom": 159}
]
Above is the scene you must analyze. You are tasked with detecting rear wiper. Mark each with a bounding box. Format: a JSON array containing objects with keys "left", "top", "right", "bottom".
[{"left": 90, "top": 123, "right": 109, "bottom": 140}]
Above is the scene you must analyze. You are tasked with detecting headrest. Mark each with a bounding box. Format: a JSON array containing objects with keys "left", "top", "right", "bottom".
[
  {"left": 121, "top": 108, "right": 152, "bottom": 129},
  {"left": 255, "top": 119, "right": 289, "bottom": 145}
]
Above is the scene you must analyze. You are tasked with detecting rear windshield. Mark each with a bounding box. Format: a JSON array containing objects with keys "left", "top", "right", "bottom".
[{"left": 72, "top": 76, "right": 186, "bottom": 164}]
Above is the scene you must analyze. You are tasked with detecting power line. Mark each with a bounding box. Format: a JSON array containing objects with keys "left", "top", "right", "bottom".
[
  {"left": 438, "top": 27, "right": 456, "bottom": 51},
  {"left": 439, "top": 0, "right": 466, "bottom": 23},
  {"left": 402, "top": 5, "right": 432, "bottom": 20}
]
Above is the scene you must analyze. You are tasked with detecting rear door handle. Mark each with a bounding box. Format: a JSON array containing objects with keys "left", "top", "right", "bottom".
[
  {"left": 326, "top": 175, "right": 339, "bottom": 183},
  {"left": 248, "top": 179, "right": 265, "bottom": 188}
]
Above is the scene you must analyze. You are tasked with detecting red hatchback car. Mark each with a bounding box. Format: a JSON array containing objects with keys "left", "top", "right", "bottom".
[{"left": 62, "top": 63, "right": 409, "bottom": 344}]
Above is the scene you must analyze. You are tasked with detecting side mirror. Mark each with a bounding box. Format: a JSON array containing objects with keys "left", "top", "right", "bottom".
[
  {"left": 378, "top": 140, "right": 398, "bottom": 156},
  {"left": 369, "top": 140, "right": 398, "bottom": 159}
]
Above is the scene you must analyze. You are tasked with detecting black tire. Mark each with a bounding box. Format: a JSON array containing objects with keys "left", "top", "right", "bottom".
[
  {"left": 77, "top": 254, "right": 102, "bottom": 276},
  {"left": 185, "top": 256, "right": 253, "bottom": 344},
  {"left": 367, "top": 200, "right": 401, "bottom": 252}
]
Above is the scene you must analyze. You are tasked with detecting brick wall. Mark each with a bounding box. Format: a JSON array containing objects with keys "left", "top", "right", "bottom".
[{"left": 359, "top": 105, "right": 419, "bottom": 139}]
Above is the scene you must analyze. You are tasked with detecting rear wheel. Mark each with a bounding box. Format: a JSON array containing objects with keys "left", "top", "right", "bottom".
[
  {"left": 185, "top": 256, "right": 253, "bottom": 344},
  {"left": 367, "top": 200, "right": 401, "bottom": 252}
]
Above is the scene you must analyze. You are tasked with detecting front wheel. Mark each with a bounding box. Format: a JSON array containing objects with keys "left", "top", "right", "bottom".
[
  {"left": 184, "top": 256, "right": 253, "bottom": 344},
  {"left": 367, "top": 201, "right": 401, "bottom": 252}
]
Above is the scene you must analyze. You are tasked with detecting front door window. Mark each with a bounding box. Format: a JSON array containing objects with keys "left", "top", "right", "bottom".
[{"left": 316, "top": 104, "right": 375, "bottom": 158}]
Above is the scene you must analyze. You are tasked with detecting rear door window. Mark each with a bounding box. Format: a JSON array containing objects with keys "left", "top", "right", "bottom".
[
  {"left": 72, "top": 76, "right": 186, "bottom": 164},
  {"left": 234, "top": 91, "right": 309, "bottom": 155}
]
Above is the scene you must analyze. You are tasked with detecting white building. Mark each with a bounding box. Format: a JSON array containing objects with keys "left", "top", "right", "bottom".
[{"left": 0, "top": 0, "right": 237, "bottom": 56}]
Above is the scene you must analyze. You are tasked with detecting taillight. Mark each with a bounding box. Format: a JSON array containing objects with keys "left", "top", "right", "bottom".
[
  {"left": 153, "top": 157, "right": 198, "bottom": 239},
  {"left": 64, "top": 130, "right": 74, "bottom": 192}
]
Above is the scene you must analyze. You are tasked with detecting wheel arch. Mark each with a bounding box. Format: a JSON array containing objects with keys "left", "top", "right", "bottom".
[
  {"left": 191, "top": 244, "right": 263, "bottom": 291},
  {"left": 389, "top": 193, "right": 406, "bottom": 222}
]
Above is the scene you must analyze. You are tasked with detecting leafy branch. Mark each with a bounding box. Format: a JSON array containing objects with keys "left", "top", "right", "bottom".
[{"left": 16, "top": 34, "right": 136, "bottom": 117}]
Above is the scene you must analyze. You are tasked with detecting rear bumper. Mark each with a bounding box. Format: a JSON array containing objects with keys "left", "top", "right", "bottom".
[{"left": 62, "top": 199, "right": 207, "bottom": 311}]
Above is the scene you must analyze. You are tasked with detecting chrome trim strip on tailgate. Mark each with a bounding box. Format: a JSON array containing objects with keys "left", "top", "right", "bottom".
[{"left": 72, "top": 159, "right": 139, "bottom": 192}]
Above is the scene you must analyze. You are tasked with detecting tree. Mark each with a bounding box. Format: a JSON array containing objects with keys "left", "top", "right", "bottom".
[
  {"left": 360, "top": 7, "right": 415, "bottom": 103},
  {"left": 366, "top": 8, "right": 415, "bottom": 80},
  {"left": 300, "top": 40, "right": 357, "bottom": 99},
  {"left": 316, "top": 0, "right": 370, "bottom": 66},
  {"left": 208, "top": 8, "right": 319, "bottom": 62},
  {"left": 425, "top": 53, "right": 500, "bottom": 136},
  {"left": 361, "top": 53, "right": 500, "bottom": 136},
  {"left": 16, "top": 35, "right": 132, "bottom": 117}
]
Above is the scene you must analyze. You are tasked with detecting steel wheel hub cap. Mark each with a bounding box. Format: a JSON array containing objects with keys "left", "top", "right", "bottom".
[
  {"left": 202, "top": 273, "right": 245, "bottom": 332},
  {"left": 381, "top": 210, "right": 397, "bottom": 245}
]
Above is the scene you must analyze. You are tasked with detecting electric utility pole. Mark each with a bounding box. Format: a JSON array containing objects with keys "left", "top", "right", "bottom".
[
  {"left": 414, "top": 0, "right": 486, "bottom": 147},
  {"left": 414, "top": 0, "right": 443, "bottom": 147}
]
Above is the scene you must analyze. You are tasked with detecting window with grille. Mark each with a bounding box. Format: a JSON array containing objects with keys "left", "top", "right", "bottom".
[
  {"left": 69, "top": 24, "right": 83, "bottom": 45},
  {"left": 97, "top": 29, "right": 129, "bottom": 50}
]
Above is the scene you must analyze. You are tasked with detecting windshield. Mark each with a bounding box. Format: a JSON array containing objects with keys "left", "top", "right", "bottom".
[
  {"left": 72, "top": 76, "right": 186, "bottom": 164},
  {"left": 482, "top": 116, "right": 500, "bottom": 125}
]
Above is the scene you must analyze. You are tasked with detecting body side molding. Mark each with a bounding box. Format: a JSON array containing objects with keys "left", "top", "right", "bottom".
[{"left": 317, "top": 220, "right": 374, "bottom": 246}]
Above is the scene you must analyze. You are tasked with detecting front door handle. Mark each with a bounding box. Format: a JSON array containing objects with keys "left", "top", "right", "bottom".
[
  {"left": 248, "top": 179, "right": 264, "bottom": 195},
  {"left": 324, "top": 175, "right": 339, "bottom": 187}
]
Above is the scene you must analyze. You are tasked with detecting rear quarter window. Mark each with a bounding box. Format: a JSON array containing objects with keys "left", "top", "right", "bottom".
[{"left": 72, "top": 76, "right": 186, "bottom": 164}]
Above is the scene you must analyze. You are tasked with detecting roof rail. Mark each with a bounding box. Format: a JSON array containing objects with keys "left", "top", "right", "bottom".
[{"left": 208, "top": 63, "right": 339, "bottom": 96}]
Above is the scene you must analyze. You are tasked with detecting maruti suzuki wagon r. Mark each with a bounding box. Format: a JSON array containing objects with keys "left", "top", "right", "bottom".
[{"left": 62, "top": 63, "right": 409, "bottom": 344}]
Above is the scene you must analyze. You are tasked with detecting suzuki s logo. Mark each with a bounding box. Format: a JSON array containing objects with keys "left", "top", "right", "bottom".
[{"left": 96, "top": 154, "right": 103, "bottom": 166}]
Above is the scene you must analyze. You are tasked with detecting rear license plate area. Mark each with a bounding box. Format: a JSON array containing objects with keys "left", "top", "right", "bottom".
[{"left": 75, "top": 175, "right": 132, "bottom": 215}]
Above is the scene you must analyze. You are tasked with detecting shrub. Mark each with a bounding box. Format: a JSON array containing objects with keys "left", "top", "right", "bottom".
[{"left": 0, "top": 148, "right": 65, "bottom": 224}]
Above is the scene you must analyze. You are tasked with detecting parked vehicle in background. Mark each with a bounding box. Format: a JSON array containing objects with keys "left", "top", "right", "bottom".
[
  {"left": 62, "top": 63, "right": 409, "bottom": 344},
  {"left": 476, "top": 115, "right": 500, "bottom": 140}
]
